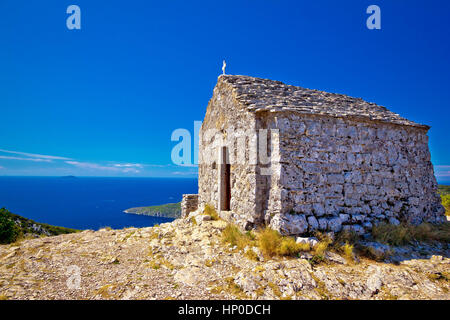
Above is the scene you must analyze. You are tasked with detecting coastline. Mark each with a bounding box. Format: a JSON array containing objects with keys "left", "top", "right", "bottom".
[{"left": 123, "top": 202, "right": 181, "bottom": 219}]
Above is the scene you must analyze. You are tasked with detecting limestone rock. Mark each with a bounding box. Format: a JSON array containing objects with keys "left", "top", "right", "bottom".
[
  {"left": 325, "top": 252, "right": 347, "bottom": 265},
  {"left": 174, "top": 267, "right": 204, "bottom": 286},
  {"left": 269, "top": 213, "right": 308, "bottom": 235},
  {"left": 366, "top": 266, "right": 383, "bottom": 294},
  {"left": 389, "top": 217, "right": 400, "bottom": 226},
  {"left": 296, "top": 237, "right": 319, "bottom": 248},
  {"left": 234, "top": 272, "right": 262, "bottom": 294}
]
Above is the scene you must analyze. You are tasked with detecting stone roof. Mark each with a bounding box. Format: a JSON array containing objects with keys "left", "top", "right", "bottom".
[{"left": 219, "top": 75, "right": 428, "bottom": 129}]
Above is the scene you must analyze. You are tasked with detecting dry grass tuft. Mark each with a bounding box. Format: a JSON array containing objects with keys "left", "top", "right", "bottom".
[
  {"left": 204, "top": 204, "right": 219, "bottom": 220},
  {"left": 303, "top": 234, "right": 333, "bottom": 265},
  {"left": 257, "top": 228, "right": 282, "bottom": 257},
  {"left": 244, "top": 249, "right": 259, "bottom": 261},
  {"left": 278, "top": 237, "right": 301, "bottom": 256},
  {"left": 372, "top": 222, "right": 450, "bottom": 246},
  {"left": 222, "top": 224, "right": 311, "bottom": 258},
  {"left": 221, "top": 224, "right": 254, "bottom": 250},
  {"left": 313, "top": 239, "right": 331, "bottom": 256},
  {"left": 341, "top": 242, "right": 354, "bottom": 262},
  {"left": 412, "top": 222, "right": 450, "bottom": 242},
  {"left": 267, "top": 282, "right": 282, "bottom": 297},
  {"left": 334, "top": 230, "right": 360, "bottom": 245},
  {"left": 257, "top": 227, "right": 311, "bottom": 257},
  {"left": 220, "top": 277, "right": 248, "bottom": 299}
]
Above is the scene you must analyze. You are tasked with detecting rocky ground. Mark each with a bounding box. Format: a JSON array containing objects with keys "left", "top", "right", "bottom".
[{"left": 0, "top": 216, "right": 449, "bottom": 300}]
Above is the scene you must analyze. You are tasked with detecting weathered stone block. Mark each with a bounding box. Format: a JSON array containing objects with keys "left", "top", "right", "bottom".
[
  {"left": 307, "top": 216, "right": 319, "bottom": 231},
  {"left": 327, "top": 217, "right": 343, "bottom": 232},
  {"left": 269, "top": 213, "right": 308, "bottom": 235}
]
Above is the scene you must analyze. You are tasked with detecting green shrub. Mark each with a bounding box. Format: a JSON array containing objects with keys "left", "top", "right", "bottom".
[
  {"left": 0, "top": 208, "right": 77, "bottom": 243},
  {"left": 0, "top": 209, "right": 20, "bottom": 244}
]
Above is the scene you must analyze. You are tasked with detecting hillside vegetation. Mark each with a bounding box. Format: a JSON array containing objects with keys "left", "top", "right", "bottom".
[
  {"left": 438, "top": 185, "right": 450, "bottom": 216},
  {"left": 0, "top": 208, "right": 78, "bottom": 244},
  {"left": 124, "top": 202, "right": 181, "bottom": 219},
  {"left": 438, "top": 185, "right": 450, "bottom": 195}
]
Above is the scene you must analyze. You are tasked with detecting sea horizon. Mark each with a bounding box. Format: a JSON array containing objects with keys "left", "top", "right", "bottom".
[
  {"left": 0, "top": 175, "right": 198, "bottom": 179},
  {"left": 1, "top": 174, "right": 448, "bottom": 184},
  {"left": 0, "top": 176, "right": 198, "bottom": 230}
]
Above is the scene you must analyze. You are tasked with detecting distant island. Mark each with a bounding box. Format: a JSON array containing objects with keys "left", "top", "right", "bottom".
[{"left": 124, "top": 202, "right": 181, "bottom": 219}]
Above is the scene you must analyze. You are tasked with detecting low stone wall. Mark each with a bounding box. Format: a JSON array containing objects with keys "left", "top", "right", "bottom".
[{"left": 181, "top": 194, "right": 199, "bottom": 218}]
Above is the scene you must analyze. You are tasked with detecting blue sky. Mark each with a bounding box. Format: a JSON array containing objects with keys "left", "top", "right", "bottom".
[{"left": 0, "top": 0, "right": 449, "bottom": 181}]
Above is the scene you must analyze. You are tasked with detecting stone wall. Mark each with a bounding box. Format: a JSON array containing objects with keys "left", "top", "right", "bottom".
[
  {"left": 181, "top": 194, "right": 199, "bottom": 218},
  {"left": 197, "top": 75, "right": 445, "bottom": 236},
  {"left": 198, "top": 78, "right": 261, "bottom": 230},
  {"left": 268, "top": 113, "right": 445, "bottom": 235}
]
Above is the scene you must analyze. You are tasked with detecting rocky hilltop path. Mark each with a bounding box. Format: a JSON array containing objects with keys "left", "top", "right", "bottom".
[{"left": 0, "top": 217, "right": 449, "bottom": 300}]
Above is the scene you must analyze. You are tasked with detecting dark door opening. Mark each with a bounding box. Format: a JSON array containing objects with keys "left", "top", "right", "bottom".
[
  {"left": 224, "top": 162, "right": 231, "bottom": 211},
  {"left": 220, "top": 146, "right": 231, "bottom": 211}
]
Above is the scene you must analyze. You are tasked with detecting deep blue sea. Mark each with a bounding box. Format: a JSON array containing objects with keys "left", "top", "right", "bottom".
[{"left": 0, "top": 177, "right": 198, "bottom": 230}]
